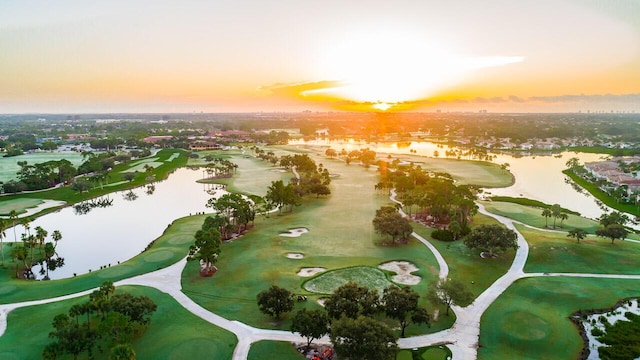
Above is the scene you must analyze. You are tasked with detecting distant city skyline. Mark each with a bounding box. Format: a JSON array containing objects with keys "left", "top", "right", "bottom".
[{"left": 1, "top": 0, "right": 639, "bottom": 113}]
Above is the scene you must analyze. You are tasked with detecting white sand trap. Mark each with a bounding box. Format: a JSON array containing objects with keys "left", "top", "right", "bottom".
[
  {"left": 297, "top": 267, "right": 326, "bottom": 277},
  {"left": 280, "top": 227, "right": 309, "bottom": 237},
  {"left": 378, "top": 261, "right": 421, "bottom": 285},
  {"left": 271, "top": 168, "right": 288, "bottom": 173},
  {"left": 317, "top": 298, "right": 327, "bottom": 307},
  {"left": 286, "top": 252, "right": 304, "bottom": 259}
]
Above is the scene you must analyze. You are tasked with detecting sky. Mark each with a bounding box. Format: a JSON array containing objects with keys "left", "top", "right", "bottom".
[{"left": 1, "top": 0, "right": 639, "bottom": 113}]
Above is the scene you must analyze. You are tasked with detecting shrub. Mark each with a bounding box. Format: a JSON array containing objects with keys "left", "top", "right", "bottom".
[{"left": 431, "top": 229, "right": 454, "bottom": 242}]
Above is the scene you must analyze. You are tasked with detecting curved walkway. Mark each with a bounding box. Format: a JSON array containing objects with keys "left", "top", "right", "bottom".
[{"left": 3, "top": 194, "right": 640, "bottom": 359}]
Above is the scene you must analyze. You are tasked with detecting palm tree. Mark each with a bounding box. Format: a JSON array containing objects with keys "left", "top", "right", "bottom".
[
  {"left": 558, "top": 213, "right": 569, "bottom": 228},
  {"left": 51, "top": 230, "right": 62, "bottom": 252},
  {"left": 550, "top": 204, "right": 562, "bottom": 229},
  {"left": 35, "top": 226, "right": 48, "bottom": 251},
  {"left": 0, "top": 218, "right": 7, "bottom": 266},
  {"left": 9, "top": 210, "right": 18, "bottom": 243},
  {"left": 541, "top": 208, "right": 552, "bottom": 228}
]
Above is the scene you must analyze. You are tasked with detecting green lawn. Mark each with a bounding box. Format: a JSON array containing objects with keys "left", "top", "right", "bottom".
[
  {"left": 481, "top": 201, "right": 601, "bottom": 233},
  {"left": 479, "top": 277, "right": 640, "bottom": 360},
  {"left": 248, "top": 341, "right": 304, "bottom": 360},
  {"left": 0, "top": 198, "right": 44, "bottom": 215},
  {"left": 519, "top": 224, "right": 640, "bottom": 274},
  {"left": 0, "top": 285, "right": 237, "bottom": 360},
  {"left": 302, "top": 266, "right": 396, "bottom": 294},
  {"left": 0, "top": 152, "right": 85, "bottom": 183},
  {"left": 182, "top": 147, "right": 446, "bottom": 335},
  {"left": 565, "top": 169, "right": 640, "bottom": 217},
  {"left": 412, "top": 215, "right": 514, "bottom": 301},
  {"left": 191, "top": 150, "right": 293, "bottom": 196}
]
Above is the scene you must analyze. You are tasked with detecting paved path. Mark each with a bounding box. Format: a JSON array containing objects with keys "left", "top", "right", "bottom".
[{"left": 3, "top": 193, "right": 640, "bottom": 359}]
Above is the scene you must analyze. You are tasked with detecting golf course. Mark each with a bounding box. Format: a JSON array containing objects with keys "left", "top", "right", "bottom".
[{"left": 1, "top": 145, "right": 640, "bottom": 359}]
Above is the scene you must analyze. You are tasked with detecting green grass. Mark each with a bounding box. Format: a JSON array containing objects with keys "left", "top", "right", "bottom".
[
  {"left": 182, "top": 147, "right": 446, "bottom": 334},
  {"left": 0, "top": 198, "right": 44, "bottom": 215},
  {"left": 190, "top": 150, "right": 293, "bottom": 196},
  {"left": 519, "top": 224, "right": 640, "bottom": 274},
  {"left": 411, "top": 215, "right": 514, "bottom": 301},
  {"left": 479, "top": 277, "right": 640, "bottom": 360},
  {"left": 248, "top": 341, "right": 304, "bottom": 360},
  {"left": 0, "top": 285, "right": 237, "bottom": 360},
  {"left": 0, "top": 152, "right": 85, "bottom": 183},
  {"left": 302, "top": 266, "right": 396, "bottom": 294},
  {"left": 487, "top": 196, "right": 580, "bottom": 215},
  {"left": 481, "top": 201, "right": 600, "bottom": 233},
  {"left": 395, "top": 345, "right": 452, "bottom": 360}
]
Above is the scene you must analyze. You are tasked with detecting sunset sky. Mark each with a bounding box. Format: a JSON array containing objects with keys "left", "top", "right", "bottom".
[{"left": 1, "top": 0, "right": 639, "bottom": 113}]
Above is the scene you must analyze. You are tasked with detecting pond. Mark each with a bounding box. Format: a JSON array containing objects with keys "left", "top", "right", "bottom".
[{"left": 7, "top": 167, "right": 217, "bottom": 280}]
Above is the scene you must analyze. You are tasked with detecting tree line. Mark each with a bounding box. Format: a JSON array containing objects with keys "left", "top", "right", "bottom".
[{"left": 42, "top": 281, "right": 157, "bottom": 360}]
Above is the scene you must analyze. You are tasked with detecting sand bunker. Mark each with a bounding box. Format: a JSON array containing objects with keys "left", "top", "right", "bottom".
[
  {"left": 297, "top": 267, "right": 326, "bottom": 277},
  {"left": 286, "top": 252, "right": 304, "bottom": 259},
  {"left": 378, "top": 261, "right": 421, "bottom": 285},
  {"left": 280, "top": 227, "right": 309, "bottom": 237}
]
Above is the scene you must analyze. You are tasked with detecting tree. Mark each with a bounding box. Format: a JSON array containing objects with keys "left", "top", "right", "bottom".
[
  {"left": 567, "top": 228, "right": 587, "bottom": 243},
  {"left": 598, "top": 211, "right": 629, "bottom": 227},
  {"left": 325, "top": 148, "right": 337, "bottom": 158},
  {"left": 541, "top": 208, "right": 552, "bottom": 228},
  {"left": 0, "top": 218, "right": 6, "bottom": 266},
  {"left": 330, "top": 315, "right": 398, "bottom": 360},
  {"left": 187, "top": 227, "right": 222, "bottom": 276},
  {"left": 427, "top": 278, "right": 474, "bottom": 316},
  {"left": 382, "top": 286, "right": 430, "bottom": 337},
  {"left": 48, "top": 313, "right": 96, "bottom": 360},
  {"left": 372, "top": 206, "right": 413, "bottom": 243},
  {"left": 463, "top": 224, "right": 518, "bottom": 257},
  {"left": 558, "top": 212, "right": 569, "bottom": 228},
  {"left": 595, "top": 224, "right": 628, "bottom": 244},
  {"left": 110, "top": 344, "right": 136, "bottom": 360},
  {"left": 256, "top": 285, "right": 294, "bottom": 319},
  {"left": 290, "top": 309, "right": 329, "bottom": 350},
  {"left": 550, "top": 204, "right": 562, "bottom": 229},
  {"left": 71, "top": 179, "right": 92, "bottom": 193},
  {"left": 324, "top": 281, "right": 379, "bottom": 319},
  {"left": 123, "top": 172, "right": 136, "bottom": 182}
]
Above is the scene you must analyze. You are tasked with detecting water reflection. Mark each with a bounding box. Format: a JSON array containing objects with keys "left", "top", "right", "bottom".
[
  {"left": 10, "top": 167, "right": 213, "bottom": 280},
  {"left": 73, "top": 196, "right": 114, "bottom": 215}
]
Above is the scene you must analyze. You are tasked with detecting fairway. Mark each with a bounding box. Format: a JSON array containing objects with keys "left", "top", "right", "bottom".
[
  {"left": 0, "top": 198, "right": 44, "bottom": 215},
  {"left": 479, "top": 277, "right": 640, "bottom": 360},
  {"left": 481, "top": 201, "right": 600, "bottom": 233},
  {"left": 519, "top": 224, "right": 640, "bottom": 274},
  {"left": 182, "top": 148, "right": 443, "bottom": 331},
  {"left": 0, "top": 152, "right": 84, "bottom": 183},
  {"left": 303, "top": 266, "right": 396, "bottom": 294}
]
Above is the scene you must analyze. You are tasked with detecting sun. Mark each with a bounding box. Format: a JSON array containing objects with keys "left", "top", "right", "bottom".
[{"left": 316, "top": 28, "right": 523, "bottom": 110}]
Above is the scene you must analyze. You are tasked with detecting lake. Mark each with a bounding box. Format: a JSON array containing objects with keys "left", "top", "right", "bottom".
[{"left": 8, "top": 167, "right": 214, "bottom": 279}]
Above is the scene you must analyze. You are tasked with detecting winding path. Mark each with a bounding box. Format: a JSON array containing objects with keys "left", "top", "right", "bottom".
[{"left": 3, "top": 192, "right": 640, "bottom": 359}]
